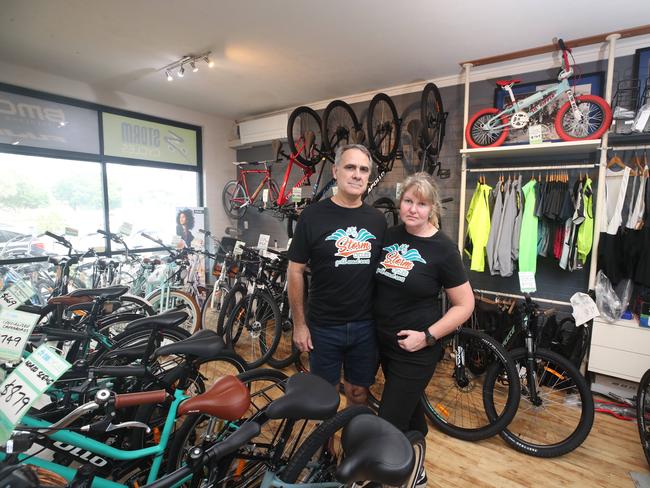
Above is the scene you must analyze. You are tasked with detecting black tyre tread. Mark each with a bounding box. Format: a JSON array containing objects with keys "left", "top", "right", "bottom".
[
  {"left": 637, "top": 368, "right": 650, "bottom": 467},
  {"left": 420, "top": 83, "right": 445, "bottom": 153},
  {"left": 280, "top": 405, "right": 372, "bottom": 484},
  {"left": 422, "top": 328, "right": 520, "bottom": 441},
  {"left": 287, "top": 106, "right": 322, "bottom": 167},
  {"left": 489, "top": 347, "right": 594, "bottom": 457},
  {"left": 268, "top": 341, "right": 299, "bottom": 369},
  {"left": 223, "top": 180, "right": 247, "bottom": 219},
  {"left": 367, "top": 93, "right": 400, "bottom": 163},
  {"left": 217, "top": 282, "right": 248, "bottom": 336},
  {"left": 322, "top": 100, "right": 361, "bottom": 154}
]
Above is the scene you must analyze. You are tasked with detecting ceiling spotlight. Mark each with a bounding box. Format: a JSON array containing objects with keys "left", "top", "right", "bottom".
[
  {"left": 166, "top": 70, "right": 173, "bottom": 81},
  {"left": 191, "top": 61, "right": 198, "bottom": 73},
  {"left": 11, "top": 141, "right": 20, "bottom": 145},
  {"left": 177, "top": 66, "right": 185, "bottom": 78},
  {"left": 204, "top": 56, "right": 214, "bottom": 68}
]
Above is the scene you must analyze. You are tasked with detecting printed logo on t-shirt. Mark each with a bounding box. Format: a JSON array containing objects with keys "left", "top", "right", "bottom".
[
  {"left": 376, "top": 244, "right": 426, "bottom": 282},
  {"left": 325, "top": 227, "right": 376, "bottom": 267}
]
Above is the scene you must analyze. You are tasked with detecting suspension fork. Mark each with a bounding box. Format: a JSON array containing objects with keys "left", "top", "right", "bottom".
[{"left": 522, "top": 315, "right": 542, "bottom": 405}]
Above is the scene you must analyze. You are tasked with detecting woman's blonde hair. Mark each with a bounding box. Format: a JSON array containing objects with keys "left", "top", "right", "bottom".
[{"left": 398, "top": 172, "right": 441, "bottom": 227}]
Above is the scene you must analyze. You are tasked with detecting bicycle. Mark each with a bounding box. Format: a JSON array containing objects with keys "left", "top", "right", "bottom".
[
  {"left": 636, "top": 367, "right": 650, "bottom": 466},
  {"left": 465, "top": 38, "right": 613, "bottom": 148},
  {"left": 222, "top": 160, "right": 281, "bottom": 219}
]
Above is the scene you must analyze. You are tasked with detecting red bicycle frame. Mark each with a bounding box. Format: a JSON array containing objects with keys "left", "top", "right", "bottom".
[
  {"left": 276, "top": 139, "right": 316, "bottom": 206},
  {"left": 235, "top": 162, "right": 273, "bottom": 208}
]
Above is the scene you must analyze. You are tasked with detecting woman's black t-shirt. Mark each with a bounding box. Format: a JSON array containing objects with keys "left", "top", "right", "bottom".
[{"left": 374, "top": 224, "right": 468, "bottom": 358}]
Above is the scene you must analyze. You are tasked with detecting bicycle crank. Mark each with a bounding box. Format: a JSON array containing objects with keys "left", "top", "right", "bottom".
[{"left": 510, "top": 111, "right": 530, "bottom": 129}]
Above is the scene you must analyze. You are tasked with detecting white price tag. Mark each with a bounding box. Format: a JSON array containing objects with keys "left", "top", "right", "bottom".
[
  {"left": 0, "top": 278, "right": 36, "bottom": 311},
  {"left": 528, "top": 125, "right": 543, "bottom": 145},
  {"left": 257, "top": 234, "right": 270, "bottom": 251},
  {"left": 291, "top": 187, "right": 302, "bottom": 203},
  {"left": 395, "top": 183, "right": 402, "bottom": 199},
  {"left": 518, "top": 272, "right": 537, "bottom": 293},
  {"left": 64, "top": 227, "right": 79, "bottom": 237},
  {"left": 233, "top": 241, "right": 245, "bottom": 256},
  {"left": 118, "top": 222, "right": 133, "bottom": 236},
  {"left": 0, "top": 309, "right": 39, "bottom": 361},
  {"left": 0, "top": 345, "right": 71, "bottom": 444},
  {"left": 262, "top": 189, "right": 269, "bottom": 203}
]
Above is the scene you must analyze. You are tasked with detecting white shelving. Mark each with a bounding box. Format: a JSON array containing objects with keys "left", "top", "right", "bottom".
[{"left": 460, "top": 139, "right": 601, "bottom": 159}]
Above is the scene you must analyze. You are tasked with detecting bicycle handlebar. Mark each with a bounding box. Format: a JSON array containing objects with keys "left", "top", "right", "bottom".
[
  {"left": 45, "top": 231, "right": 72, "bottom": 248},
  {"left": 557, "top": 38, "right": 571, "bottom": 71}
]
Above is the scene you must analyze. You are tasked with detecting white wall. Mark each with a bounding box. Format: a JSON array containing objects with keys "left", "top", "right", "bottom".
[{"left": 0, "top": 59, "right": 236, "bottom": 241}]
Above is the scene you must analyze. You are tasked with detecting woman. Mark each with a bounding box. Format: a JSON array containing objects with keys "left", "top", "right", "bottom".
[
  {"left": 176, "top": 209, "right": 195, "bottom": 248},
  {"left": 374, "top": 173, "right": 474, "bottom": 479}
]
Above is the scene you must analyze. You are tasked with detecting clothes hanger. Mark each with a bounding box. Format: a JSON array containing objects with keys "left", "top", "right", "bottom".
[{"left": 607, "top": 151, "right": 628, "bottom": 172}]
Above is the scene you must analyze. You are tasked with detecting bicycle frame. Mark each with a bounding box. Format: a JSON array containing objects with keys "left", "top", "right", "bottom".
[
  {"left": 237, "top": 165, "right": 273, "bottom": 209},
  {"left": 1, "top": 389, "right": 189, "bottom": 488}
]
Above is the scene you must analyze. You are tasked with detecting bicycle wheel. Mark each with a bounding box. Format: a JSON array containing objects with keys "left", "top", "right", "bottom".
[
  {"left": 267, "top": 315, "right": 300, "bottom": 369},
  {"left": 420, "top": 83, "right": 445, "bottom": 155},
  {"left": 637, "top": 368, "right": 650, "bottom": 467},
  {"left": 222, "top": 180, "right": 248, "bottom": 219},
  {"left": 224, "top": 290, "right": 281, "bottom": 368},
  {"left": 217, "top": 281, "right": 248, "bottom": 336},
  {"left": 372, "top": 197, "right": 399, "bottom": 227},
  {"left": 465, "top": 108, "right": 510, "bottom": 148},
  {"left": 166, "top": 368, "right": 288, "bottom": 482},
  {"left": 554, "top": 94, "right": 612, "bottom": 141},
  {"left": 201, "top": 284, "right": 229, "bottom": 333},
  {"left": 367, "top": 93, "right": 400, "bottom": 163},
  {"left": 422, "top": 327, "right": 520, "bottom": 441},
  {"left": 484, "top": 347, "right": 594, "bottom": 457},
  {"left": 280, "top": 405, "right": 371, "bottom": 484},
  {"left": 147, "top": 289, "right": 202, "bottom": 334},
  {"left": 287, "top": 106, "right": 323, "bottom": 167},
  {"left": 322, "top": 100, "right": 361, "bottom": 154}
]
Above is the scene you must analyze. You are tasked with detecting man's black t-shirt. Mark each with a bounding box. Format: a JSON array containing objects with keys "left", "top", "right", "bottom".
[
  {"left": 288, "top": 198, "right": 386, "bottom": 325},
  {"left": 374, "top": 224, "right": 468, "bottom": 358}
]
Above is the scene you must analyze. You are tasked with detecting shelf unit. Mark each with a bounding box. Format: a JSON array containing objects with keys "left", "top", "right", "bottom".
[{"left": 460, "top": 140, "right": 601, "bottom": 159}]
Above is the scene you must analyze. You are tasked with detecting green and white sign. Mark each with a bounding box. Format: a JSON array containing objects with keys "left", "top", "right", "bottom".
[
  {"left": 0, "top": 309, "right": 39, "bottom": 361},
  {"left": 102, "top": 113, "right": 198, "bottom": 166}
]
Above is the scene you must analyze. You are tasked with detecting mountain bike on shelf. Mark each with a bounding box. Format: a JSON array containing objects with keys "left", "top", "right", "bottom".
[{"left": 465, "top": 38, "right": 613, "bottom": 148}]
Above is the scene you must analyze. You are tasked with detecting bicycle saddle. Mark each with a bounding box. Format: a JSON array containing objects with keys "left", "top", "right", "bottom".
[
  {"left": 496, "top": 79, "right": 521, "bottom": 87},
  {"left": 103, "top": 343, "right": 148, "bottom": 362},
  {"left": 336, "top": 414, "right": 415, "bottom": 486},
  {"left": 265, "top": 373, "right": 340, "bottom": 421},
  {"left": 48, "top": 294, "right": 92, "bottom": 306},
  {"left": 152, "top": 329, "right": 227, "bottom": 359},
  {"left": 125, "top": 310, "right": 188, "bottom": 331},
  {"left": 69, "top": 286, "right": 129, "bottom": 300},
  {"left": 178, "top": 375, "right": 250, "bottom": 421}
]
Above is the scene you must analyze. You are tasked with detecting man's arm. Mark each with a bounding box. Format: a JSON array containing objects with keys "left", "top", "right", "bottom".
[{"left": 287, "top": 260, "right": 312, "bottom": 352}]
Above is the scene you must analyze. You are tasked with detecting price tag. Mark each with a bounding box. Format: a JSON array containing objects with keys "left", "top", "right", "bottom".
[
  {"left": 0, "top": 309, "right": 39, "bottom": 361},
  {"left": 118, "top": 222, "right": 133, "bottom": 236},
  {"left": 518, "top": 272, "right": 537, "bottom": 293},
  {"left": 0, "top": 345, "right": 71, "bottom": 445},
  {"left": 291, "top": 187, "right": 302, "bottom": 203},
  {"left": 64, "top": 227, "right": 79, "bottom": 237},
  {"left": 528, "top": 125, "right": 543, "bottom": 145},
  {"left": 233, "top": 241, "right": 245, "bottom": 256},
  {"left": 257, "top": 234, "right": 270, "bottom": 251},
  {"left": 0, "top": 278, "right": 36, "bottom": 311},
  {"left": 262, "top": 189, "right": 269, "bottom": 203},
  {"left": 395, "top": 183, "right": 402, "bottom": 199}
]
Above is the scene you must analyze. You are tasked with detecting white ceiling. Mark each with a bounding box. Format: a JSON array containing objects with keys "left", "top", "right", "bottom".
[{"left": 1, "top": 0, "right": 649, "bottom": 120}]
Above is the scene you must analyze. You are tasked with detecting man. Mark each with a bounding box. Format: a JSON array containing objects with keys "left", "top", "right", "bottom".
[{"left": 287, "top": 144, "right": 386, "bottom": 405}]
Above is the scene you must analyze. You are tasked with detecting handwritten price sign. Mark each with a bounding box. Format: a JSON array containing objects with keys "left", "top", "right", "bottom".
[
  {"left": 0, "top": 278, "right": 36, "bottom": 311},
  {"left": 0, "top": 309, "right": 39, "bottom": 361},
  {"left": 0, "top": 345, "right": 71, "bottom": 445}
]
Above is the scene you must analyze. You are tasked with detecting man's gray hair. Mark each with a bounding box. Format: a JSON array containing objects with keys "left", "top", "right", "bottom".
[{"left": 334, "top": 144, "right": 373, "bottom": 167}]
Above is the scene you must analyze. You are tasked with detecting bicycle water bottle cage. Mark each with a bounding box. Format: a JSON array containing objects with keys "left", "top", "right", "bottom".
[{"left": 496, "top": 79, "right": 521, "bottom": 87}]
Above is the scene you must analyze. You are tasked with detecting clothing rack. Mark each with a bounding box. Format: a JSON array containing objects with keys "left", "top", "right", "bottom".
[
  {"left": 465, "top": 163, "right": 598, "bottom": 173},
  {"left": 607, "top": 144, "right": 650, "bottom": 151},
  {"left": 473, "top": 289, "right": 571, "bottom": 306}
]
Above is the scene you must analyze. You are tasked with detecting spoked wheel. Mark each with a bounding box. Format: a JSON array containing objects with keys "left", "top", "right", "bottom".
[
  {"left": 216, "top": 281, "right": 247, "bottom": 336},
  {"left": 420, "top": 82, "right": 446, "bottom": 155},
  {"left": 287, "top": 106, "right": 323, "bottom": 167},
  {"left": 555, "top": 94, "right": 612, "bottom": 141},
  {"left": 465, "top": 108, "right": 510, "bottom": 148},
  {"left": 637, "top": 368, "right": 650, "bottom": 467},
  {"left": 422, "top": 328, "right": 520, "bottom": 441},
  {"left": 367, "top": 93, "right": 400, "bottom": 163},
  {"left": 322, "top": 100, "right": 363, "bottom": 154},
  {"left": 222, "top": 180, "right": 248, "bottom": 219},
  {"left": 372, "top": 197, "right": 399, "bottom": 227},
  {"left": 201, "top": 284, "right": 229, "bottom": 333},
  {"left": 484, "top": 347, "right": 594, "bottom": 457},
  {"left": 146, "top": 289, "right": 202, "bottom": 334}
]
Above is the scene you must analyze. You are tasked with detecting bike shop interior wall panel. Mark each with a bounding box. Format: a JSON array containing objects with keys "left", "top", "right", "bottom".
[{"left": 0, "top": 58, "right": 237, "bottom": 247}]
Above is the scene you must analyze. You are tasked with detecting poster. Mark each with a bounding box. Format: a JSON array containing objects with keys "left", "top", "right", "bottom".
[{"left": 175, "top": 207, "right": 206, "bottom": 286}]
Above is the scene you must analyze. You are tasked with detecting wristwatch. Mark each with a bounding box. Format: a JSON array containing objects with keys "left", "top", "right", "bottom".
[{"left": 423, "top": 329, "right": 437, "bottom": 347}]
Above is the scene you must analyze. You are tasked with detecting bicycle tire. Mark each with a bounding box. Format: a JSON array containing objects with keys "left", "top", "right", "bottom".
[
  {"left": 367, "top": 93, "right": 400, "bottom": 163},
  {"left": 394, "top": 431, "right": 426, "bottom": 488},
  {"left": 637, "top": 368, "right": 650, "bottom": 467},
  {"left": 116, "top": 294, "right": 155, "bottom": 316},
  {"left": 372, "top": 197, "right": 399, "bottom": 227},
  {"left": 280, "top": 405, "right": 372, "bottom": 484},
  {"left": 420, "top": 83, "right": 445, "bottom": 155},
  {"left": 147, "top": 289, "right": 202, "bottom": 334},
  {"left": 484, "top": 347, "right": 594, "bottom": 457},
  {"left": 554, "top": 94, "right": 612, "bottom": 141},
  {"left": 287, "top": 106, "right": 323, "bottom": 167},
  {"left": 422, "top": 327, "right": 520, "bottom": 441},
  {"left": 217, "top": 281, "right": 248, "bottom": 336},
  {"left": 201, "top": 284, "right": 230, "bottom": 333},
  {"left": 286, "top": 213, "right": 298, "bottom": 239},
  {"left": 267, "top": 302, "right": 300, "bottom": 369},
  {"left": 224, "top": 290, "right": 281, "bottom": 368},
  {"left": 322, "top": 100, "right": 361, "bottom": 155},
  {"left": 465, "top": 108, "right": 510, "bottom": 148},
  {"left": 222, "top": 180, "right": 248, "bottom": 219}
]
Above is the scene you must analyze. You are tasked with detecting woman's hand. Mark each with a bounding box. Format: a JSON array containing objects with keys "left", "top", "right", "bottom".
[{"left": 397, "top": 329, "right": 427, "bottom": 352}]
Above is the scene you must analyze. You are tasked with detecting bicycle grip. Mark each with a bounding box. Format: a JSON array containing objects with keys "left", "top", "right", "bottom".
[
  {"left": 558, "top": 38, "right": 568, "bottom": 51},
  {"left": 97, "top": 229, "right": 108, "bottom": 236},
  {"left": 45, "top": 231, "right": 66, "bottom": 244},
  {"left": 198, "top": 228, "right": 211, "bottom": 236}
]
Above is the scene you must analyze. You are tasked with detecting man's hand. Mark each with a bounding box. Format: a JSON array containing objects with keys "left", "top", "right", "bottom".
[
  {"left": 396, "top": 329, "right": 427, "bottom": 352},
  {"left": 293, "top": 322, "right": 313, "bottom": 352}
]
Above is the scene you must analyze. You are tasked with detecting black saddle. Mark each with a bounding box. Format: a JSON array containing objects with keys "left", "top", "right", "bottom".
[
  {"left": 153, "top": 329, "right": 227, "bottom": 359},
  {"left": 125, "top": 310, "right": 188, "bottom": 331},
  {"left": 69, "top": 286, "right": 129, "bottom": 300},
  {"left": 265, "top": 373, "right": 339, "bottom": 421},
  {"left": 337, "top": 414, "right": 415, "bottom": 486},
  {"left": 103, "top": 343, "right": 148, "bottom": 362}
]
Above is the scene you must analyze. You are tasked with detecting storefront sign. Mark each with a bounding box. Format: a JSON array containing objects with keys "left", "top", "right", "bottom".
[
  {"left": 103, "top": 113, "right": 198, "bottom": 166},
  {"left": 0, "top": 90, "right": 99, "bottom": 153}
]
